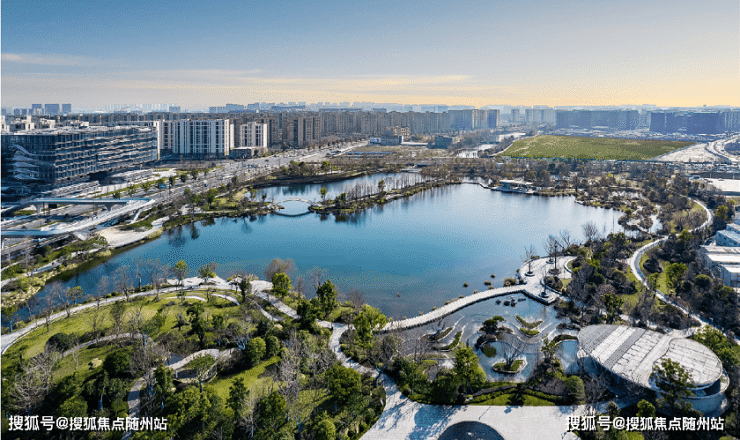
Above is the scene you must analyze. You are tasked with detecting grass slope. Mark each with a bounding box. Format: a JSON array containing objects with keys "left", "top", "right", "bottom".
[{"left": 500, "top": 135, "right": 692, "bottom": 160}]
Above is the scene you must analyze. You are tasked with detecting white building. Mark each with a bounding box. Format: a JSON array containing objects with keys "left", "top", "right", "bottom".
[
  {"left": 716, "top": 229, "right": 740, "bottom": 247},
  {"left": 160, "top": 119, "right": 233, "bottom": 157}
]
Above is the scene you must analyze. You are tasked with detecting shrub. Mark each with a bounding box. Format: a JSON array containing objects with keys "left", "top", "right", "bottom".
[
  {"left": 103, "top": 349, "right": 131, "bottom": 377},
  {"left": 46, "top": 332, "right": 76, "bottom": 352}
]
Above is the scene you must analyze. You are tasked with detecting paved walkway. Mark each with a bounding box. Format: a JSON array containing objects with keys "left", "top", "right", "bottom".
[
  {"left": 123, "top": 348, "right": 235, "bottom": 440},
  {"left": 381, "top": 257, "right": 574, "bottom": 333},
  {"left": 329, "top": 309, "right": 614, "bottom": 440},
  {"left": 627, "top": 198, "right": 719, "bottom": 333}
]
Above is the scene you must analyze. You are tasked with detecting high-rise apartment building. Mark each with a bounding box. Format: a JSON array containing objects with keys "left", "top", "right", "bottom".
[
  {"left": 159, "top": 119, "right": 233, "bottom": 157},
  {"left": 282, "top": 114, "right": 321, "bottom": 147},
  {"left": 239, "top": 122, "right": 268, "bottom": 148}
]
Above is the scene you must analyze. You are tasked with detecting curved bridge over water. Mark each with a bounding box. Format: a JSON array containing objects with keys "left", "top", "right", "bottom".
[
  {"left": 274, "top": 197, "right": 315, "bottom": 205},
  {"left": 271, "top": 197, "right": 319, "bottom": 216}
]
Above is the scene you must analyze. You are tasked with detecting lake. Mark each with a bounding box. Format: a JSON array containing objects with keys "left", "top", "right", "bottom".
[{"left": 37, "top": 173, "right": 624, "bottom": 320}]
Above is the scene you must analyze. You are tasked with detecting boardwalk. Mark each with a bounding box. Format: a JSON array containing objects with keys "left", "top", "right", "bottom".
[{"left": 379, "top": 257, "right": 574, "bottom": 333}]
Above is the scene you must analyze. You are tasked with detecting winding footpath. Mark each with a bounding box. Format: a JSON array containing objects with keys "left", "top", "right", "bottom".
[{"left": 627, "top": 198, "right": 716, "bottom": 331}]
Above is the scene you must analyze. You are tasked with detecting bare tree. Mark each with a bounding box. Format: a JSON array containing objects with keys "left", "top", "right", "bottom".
[
  {"left": 86, "top": 307, "right": 103, "bottom": 341},
  {"left": 97, "top": 275, "right": 109, "bottom": 309},
  {"left": 308, "top": 267, "right": 327, "bottom": 292},
  {"left": 145, "top": 259, "right": 168, "bottom": 301},
  {"left": 544, "top": 234, "right": 561, "bottom": 274},
  {"left": 133, "top": 257, "right": 145, "bottom": 291},
  {"left": 44, "top": 282, "right": 62, "bottom": 332},
  {"left": 293, "top": 276, "right": 306, "bottom": 298},
  {"left": 264, "top": 258, "right": 295, "bottom": 280},
  {"left": 500, "top": 333, "right": 527, "bottom": 370},
  {"left": 114, "top": 265, "right": 132, "bottom": 301},
  {"left": 12, "top": 347, "right": 60, "bottom": 415},
  {"left": 346, "top": 289, "right": 365, "bottom": 313},
  {"left": 559, "top": 229, "right": 574, "bottom": 252},
  {"left": 523, "top": 244, "right": 537, "bottom": 275},
  {"left": 64, "top": 286, "right": 83, "bottom": 317},
  {"left": 582, "top": 221, "right": 600, "bottom": 246}
]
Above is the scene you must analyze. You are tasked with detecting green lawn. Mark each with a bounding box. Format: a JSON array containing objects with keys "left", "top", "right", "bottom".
[
  {"left": 3, "top": 294, "right": 238, "bottom": 365},
  {"left": 500, "top": 135, "right": 692, "bottom": 160},
  {"left": 208, "top": 355, "right": 280, "bottom": 400}
]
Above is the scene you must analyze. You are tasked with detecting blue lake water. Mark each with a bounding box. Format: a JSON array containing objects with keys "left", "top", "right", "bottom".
[{"left": 37, "top": 174, "right": 624, "bottom": 321}]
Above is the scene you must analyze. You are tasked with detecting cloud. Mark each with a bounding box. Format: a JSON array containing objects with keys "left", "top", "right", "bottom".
[{"left": 2, "top": 52, "right": 130, "bottom": 68}]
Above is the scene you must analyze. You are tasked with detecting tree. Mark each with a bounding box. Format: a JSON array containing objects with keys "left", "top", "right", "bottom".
[
  {"left": 565, "top": 376, "right": 585, "bottom": 404},
  {"left": 114, "top": 265, "right": 132, "bottom": 301},
  {"left": 523, "top": 244, "right": 537, "bottom": 275},
  {"left": 173, "top": 260, "right": 189, "bottom": 286},
  {"left": 316, "top": 279, "right": 338, "bottom": 316},
  {"left": 109, "top": 301, "right": 126, "bottom": 335},
  {"left": 141, "top": 181, "right": 152, "bottom": 194},
  {"left": 636, "top": 399, "right": 656, "bottom": 418},
  {"left": 717, "top": 205, "right": 729, "bottom": 222},
  {"left": 179, "top": 173, "right": 188, "bottom": 184},
  {"left": 104, "top": 349, "right": 131, "bottom": 377},
  {"left": 153, "top": 365, "right": 174, "bottom": 410},
  {"left": 265, "top": 257, "right": 295, "bottom": 280},
  {"left": 601, "top": 293, "right": 624, "bottom": 324},
  {"left": 206, "top": 188, "right": 217, "bottom": 209},
  {"left": 271, "top": 272, "right": 292, "bottom": 298},
  {"left": 582, "top": 221, "right": 600, "bottom": 247},
  {"left": 265, "top": 335, "right": 281, "bottom": 358},
  {"left": 145, "top": 259, "right": 167, "bottom": 300},
  {"left": 353, "top": 305, "right": 387, "bottom": 348},
  {"left": 320, "top": 187, "right": 328, "bottom": 204},
  {"left": 63, "top": 286, "right": 83, "bottom": 317},
  {"left": 245, "top": 337, "right": 267, "bottom": 366},
  {"left": 500, "top": 333, "right": 527, "bottom": 370},
  {"left": 198, "top": 261, "right": 217, "bottom": 285},
  {"left": 315, "top": 418, "right": 337, "bottom": 440},
  {"left": 227, "top": 377, "right": 249, "bottom": 418},
  {"left": 237, "top": 274, "right": 253, "bottom": 303},
  {"left": 651, "top": 358, "right": 694, "bottom": 414},
  {"left": 326, "top": 363, "right": 361, "bottom": 404},
  {"left": 255, "top": 392, "right": 287, "bottom": 439},
  {"left": 187, "top": 354, "right": 216, "bottom": 392},
  {"left": 665, "top": 262, "right": 687, "bottom": 291},
  {"left": 12, "top": 347, "right": 60, "bottom": 415},
  {"left": 454, "top": 345, "right": 485, "bottom": 394},
  {"left": 544, "top": 234, "right": 560, "bottom": 272}
]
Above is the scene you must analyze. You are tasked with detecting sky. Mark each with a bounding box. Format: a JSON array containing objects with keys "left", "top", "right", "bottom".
[{"left": 2, "top": 0, "right": 739, "bottom": 109}]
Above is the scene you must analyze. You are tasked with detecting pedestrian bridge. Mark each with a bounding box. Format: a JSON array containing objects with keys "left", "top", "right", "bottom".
[
  {"left": 1, "top": 198, "right": 153, "bottom": 239},
  {"left": 273, "top": 197, "right": 315, "bottom": 205},
  {"left": 378, "top": 283, "right": 559, "bottom": 333}
]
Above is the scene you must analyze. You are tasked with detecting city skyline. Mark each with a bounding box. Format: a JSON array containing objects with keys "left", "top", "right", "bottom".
[{"left": 2, "top": 0, "right": 738, "bottom": 109}]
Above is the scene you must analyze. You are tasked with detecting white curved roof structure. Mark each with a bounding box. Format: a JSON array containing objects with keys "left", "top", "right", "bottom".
[{"left": 578, "top": 325, "right": 722, "bottom": 390}]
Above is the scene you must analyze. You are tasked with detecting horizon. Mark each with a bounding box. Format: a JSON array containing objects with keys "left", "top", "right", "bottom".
[{"left": 2, "top": 0, "right": 739, "bottom": 109}]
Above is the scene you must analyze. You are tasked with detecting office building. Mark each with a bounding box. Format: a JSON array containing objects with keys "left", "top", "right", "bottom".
[
  {"left": 44, "top": 104, "right": 60, "bottom": 115},
  {"left": 62, "top": 104, "right": 72, "bottom": 114},
  {"left": 1, "top": 126, "right": 157, "bottom": 188}
]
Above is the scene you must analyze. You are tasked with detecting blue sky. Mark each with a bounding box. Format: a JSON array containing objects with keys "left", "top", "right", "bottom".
[{"left": 2, "top": 0, "right": 738, "bottom": 108}]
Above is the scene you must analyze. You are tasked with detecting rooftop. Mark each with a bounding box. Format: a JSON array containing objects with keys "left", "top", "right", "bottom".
[{"left": 579, "top": 325, "right": 722, "bottom": 390}]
